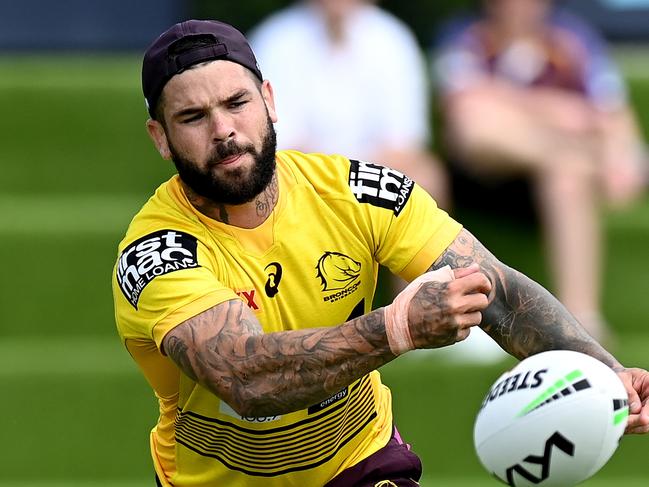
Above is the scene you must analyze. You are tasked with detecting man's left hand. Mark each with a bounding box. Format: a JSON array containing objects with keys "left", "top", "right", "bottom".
[{"left": 616, "top": 367, "right": 649, "bottom": 434}]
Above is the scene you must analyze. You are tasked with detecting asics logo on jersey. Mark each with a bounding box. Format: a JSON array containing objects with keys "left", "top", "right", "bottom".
[
  {"left": 348, "top": 160, "right": 414, "bottom": 216},
  {"left": 116, "top": 230, "right": 199, "bottom": 309},
  {"left": 264, "top": 262, "right": 282, "bottom": 297}
]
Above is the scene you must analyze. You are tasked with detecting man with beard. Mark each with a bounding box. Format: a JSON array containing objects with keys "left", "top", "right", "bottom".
[{"left": 112, "top": 19, "right": 649, "bottom": 487}]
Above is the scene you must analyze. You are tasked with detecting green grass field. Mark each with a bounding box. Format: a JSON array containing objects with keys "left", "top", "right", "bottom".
[{"left": 1, "top": 55, "right": 648, "bottom": 485}]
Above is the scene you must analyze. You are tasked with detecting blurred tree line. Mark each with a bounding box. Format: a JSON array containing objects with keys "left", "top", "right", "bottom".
[{"left": 194, "top": 0, "right": 477, "bottom": 46}]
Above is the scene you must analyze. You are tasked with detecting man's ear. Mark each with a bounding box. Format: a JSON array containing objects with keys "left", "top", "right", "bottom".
[
  {"left": 146, "top": 119, "right": 172, "bottom": 160},
  {"left": 261, "top": 80, "right": 278, "bottom": 123}
]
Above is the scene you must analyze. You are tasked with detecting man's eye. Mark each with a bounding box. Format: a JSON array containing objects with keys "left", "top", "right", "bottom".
[
  {"left": 182, "top": 113, "right": 204, "bottom": 123},
  {"left": 230, "top": 100, "right": 247, "bottom": 109}
]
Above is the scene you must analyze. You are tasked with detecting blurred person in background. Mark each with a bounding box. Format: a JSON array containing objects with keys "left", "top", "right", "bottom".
[
  {"left": 432, "top": 0, "right": 648, "bottom": 345},
  {"left": 249, "top": 0, "right": 449, "bottom": 209}
]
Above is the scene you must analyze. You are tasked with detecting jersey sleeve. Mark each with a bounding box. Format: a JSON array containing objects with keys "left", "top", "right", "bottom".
[
  {"left": 379, "top": 185, "right": 461, "bottom": 281},
  {"left": 346, "top": 159, "right": 462, "bottom": 281},
  {"left": 113, "top": 228, "right": 238, "bottom": 349}
]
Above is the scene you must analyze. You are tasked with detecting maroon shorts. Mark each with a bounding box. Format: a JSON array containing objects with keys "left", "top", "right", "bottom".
[
  {"left": 324, "top": 427, "right": 422, "bottom": 487},
  {"left": 155, "top": 427, "right": 422, "bottom": 487}
]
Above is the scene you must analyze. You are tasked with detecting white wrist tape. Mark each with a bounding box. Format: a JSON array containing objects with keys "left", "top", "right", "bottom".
[{"left": 384, "top": 265, "right": 455, "bottom": 355}]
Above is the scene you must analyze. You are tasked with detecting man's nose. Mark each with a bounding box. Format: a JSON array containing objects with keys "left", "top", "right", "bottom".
[{"left": 209, "top": 112, "right": 236, "bottom": 142}]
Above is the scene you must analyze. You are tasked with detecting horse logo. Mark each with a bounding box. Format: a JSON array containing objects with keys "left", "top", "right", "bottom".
[{"left": 316, "top": 251, "right": 361, "bottom": 291}]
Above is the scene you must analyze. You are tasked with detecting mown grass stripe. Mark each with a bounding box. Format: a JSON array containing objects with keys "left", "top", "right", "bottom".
[
  {"left": 0, "top": 336, "right": 138, "bottom": 376},
  {"left": 0, "top": 194, "right": 146, "bottom": 235},
  {"left": 0, "top": 55, "right": 140, "bottom": 90}
]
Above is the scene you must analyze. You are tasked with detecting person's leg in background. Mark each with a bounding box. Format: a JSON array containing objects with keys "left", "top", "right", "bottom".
[
  {"left": 443, "top": 84, "right": 612, "bottom": 343},
  {"left": 533, "top": 139, "right": 606, "bottom": 343}
]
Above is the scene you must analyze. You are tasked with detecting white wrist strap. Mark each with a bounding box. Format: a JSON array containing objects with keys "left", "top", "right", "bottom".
[{"left": 384, "top": 266, "right": 454, "bottom": 355}]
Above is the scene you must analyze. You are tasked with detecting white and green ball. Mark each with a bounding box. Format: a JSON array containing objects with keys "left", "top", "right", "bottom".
[{"left": 474, "top": 350, "right": 629, "bottom": 486}]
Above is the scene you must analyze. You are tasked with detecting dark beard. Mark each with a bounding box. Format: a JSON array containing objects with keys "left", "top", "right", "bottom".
[{"left": 169, "top": 115, "right": 277, "bottom": 205}]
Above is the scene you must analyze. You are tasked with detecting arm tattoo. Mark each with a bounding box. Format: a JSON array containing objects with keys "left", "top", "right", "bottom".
[
  {"left": 431, "top": 229, "right": 619, "bottom": 367},
  {"left": 163, "top": 298, "right": 394, "bottom": 417},
  {"left": 163, "top": 335, "right": 198, "bottom": 382}
]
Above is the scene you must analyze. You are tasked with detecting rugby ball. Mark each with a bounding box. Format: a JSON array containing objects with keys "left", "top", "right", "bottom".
[{"left": 474, "top": 350, "right": 628, "bottom": 486}]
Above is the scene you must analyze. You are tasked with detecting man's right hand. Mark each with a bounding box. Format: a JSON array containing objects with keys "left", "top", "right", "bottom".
[{"left": 407, "top": 263, "right": 491, "bottom": 349}]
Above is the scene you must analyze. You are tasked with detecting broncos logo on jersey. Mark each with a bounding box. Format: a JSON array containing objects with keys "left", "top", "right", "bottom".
[{"left": 316, "top": 251, "right": 361, "bottom": 291}]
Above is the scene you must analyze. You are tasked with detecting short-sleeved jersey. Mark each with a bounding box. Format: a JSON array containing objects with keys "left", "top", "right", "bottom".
[
  {"left": 112, "top": 150, "right": 462, "bottom": 487},
  {"left": 434, "top": 9, "right": 627, "bottom": 111}
]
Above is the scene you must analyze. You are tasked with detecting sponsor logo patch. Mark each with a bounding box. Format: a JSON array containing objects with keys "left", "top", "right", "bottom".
[
  {"left": 236, "top": 288, "right": 260, "bottom": 310},
  {"left": 308, "top": 387, "right": 349, "bottom": 415},
  {"left": 116, "top": 230, "right": 199, "bottom": 309},
  {"left": 220, "top": 401, "right": 281, "bottom": 423},
  {"left": 316, "top": 251, "right": 361, "bottom": 303},
  {"left": 348, "top": 160, "right": 414, "bottom": 216}
]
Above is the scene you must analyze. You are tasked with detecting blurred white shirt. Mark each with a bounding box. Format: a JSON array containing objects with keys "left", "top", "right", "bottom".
[{"left": 249, "top": 3, "right": 430, "bottom": 160}]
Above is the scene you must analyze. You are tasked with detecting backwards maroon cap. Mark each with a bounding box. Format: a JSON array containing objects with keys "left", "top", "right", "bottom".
[{"left": 142, "top": 19, "right": 263, "bottom": 118}]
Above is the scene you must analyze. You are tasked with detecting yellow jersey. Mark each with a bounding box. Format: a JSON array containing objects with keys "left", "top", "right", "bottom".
[{"left": 112, "top": 150, "right": 462, "bottom": 486}]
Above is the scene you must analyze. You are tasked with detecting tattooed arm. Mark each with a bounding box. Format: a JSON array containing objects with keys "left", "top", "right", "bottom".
[
  {"left": 162, "top": 300, "right": 394, "bottom": 417},
  {"left": 160, "top": 228, "right": 642, "bottom": 424},
  {"left": 162, "top": 257, "right": 491, "bottom": 417},
  {"left": 428, "top": 228, "right": 649, "bottom": 434},
  {"left": 430, "top": 228, "right": 621, "bottom": 367}
]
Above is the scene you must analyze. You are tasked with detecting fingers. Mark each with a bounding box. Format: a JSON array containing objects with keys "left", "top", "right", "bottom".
[
  {"left": 451, "top": 269, "right": 492, "bottom": 296},
  {"left": 453, "top": 263, "right": 480, "bottom": 279},
  {"left": 625, "top": 402, "right": 649, "bottom": 434},
  {"left": 455, "top": 327, "right": 472, "bottom": 343},
  {"left": 439, "top": 273, "right": 491, "bottom": 315},
  {"left": 620, "top": 368, "right": 649, "bottom": 434},
  {"left": 421, "top": 268, "right": 491, "bottom": 299},
  {"left": 626, "top": 421, "right": 649, "bottom": 434},
  {"left": 455, "top": 311, "right": 483, "bottom": 328},
  {"left": 408, "top": 265, "right": 492, "bottom": 349},
  {"left": 417, "top": 267, "right": 490, "bottom": 332},
  {"left": 619, "top": 371, "right": 642, "bottom": 414},
  {"left": 417, "top": 283, "right": 488, "bottom": 327}
]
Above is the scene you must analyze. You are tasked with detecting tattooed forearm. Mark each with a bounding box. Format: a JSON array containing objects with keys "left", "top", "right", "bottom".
[
  {"left": 163, "top": 335, "right": 198, "bottom": 382},
  {"left": 432, "top": 229, "right": 619, "bottom": 367},
  {"left": 163, "top": 299, "right": 394, "bottom": 417}
]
